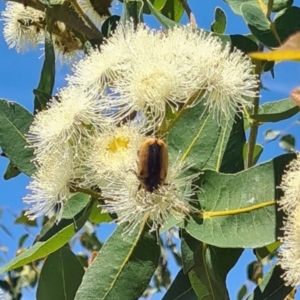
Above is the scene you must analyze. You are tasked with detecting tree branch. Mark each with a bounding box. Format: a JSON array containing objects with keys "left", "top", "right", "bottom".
[{"left": 5, "top": 0, "right": 104, "bottom": 41}]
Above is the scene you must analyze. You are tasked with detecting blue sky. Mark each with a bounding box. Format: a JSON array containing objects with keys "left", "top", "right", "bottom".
[{"left": 1, "top": 0, "right": 300, "bottom": 299}]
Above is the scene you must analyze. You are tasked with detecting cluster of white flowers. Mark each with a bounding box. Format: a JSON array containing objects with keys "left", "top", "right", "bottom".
[
  {"left": 15, "top": 19, "right": 258, "bottom": 236},
  {"left": 0, "top": 0, "right": 110, "bottom": 63},
  {"left": 1, "top": 2, "right": 44, "bottom": 52},
  {"left": 277, "top": 153, "right": 300, "bottom": 286},
  {"left": 101, "top": 160, "right": 199, "bottom": 236},
  {"left": 67, "top": 22, "right": 258, "bottom": 125},
  {"left": 23, "top": 146, "right": 77, "bottom": 221}
]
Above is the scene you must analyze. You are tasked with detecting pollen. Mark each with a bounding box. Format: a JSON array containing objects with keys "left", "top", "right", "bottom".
[{"left": 107, "top": 137, "right": 130, "bottom": 153}]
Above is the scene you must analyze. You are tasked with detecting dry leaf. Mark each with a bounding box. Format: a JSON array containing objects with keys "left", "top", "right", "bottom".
[{"left": 290, "top": 87, "right": 300, "bottom": 107}]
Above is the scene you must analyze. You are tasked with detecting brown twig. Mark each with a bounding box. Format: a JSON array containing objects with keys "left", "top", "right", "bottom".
[
  {"left": 73, "top": 186, "right": 103, "bottom": 199},
  {"left": 178, "top": 0, "right": 197, "bottom": 28}
]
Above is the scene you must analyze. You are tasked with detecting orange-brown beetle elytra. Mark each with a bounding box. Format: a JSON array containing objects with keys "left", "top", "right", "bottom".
[{"left": 137, "top": 138, "right": 168, "bottom": 192}]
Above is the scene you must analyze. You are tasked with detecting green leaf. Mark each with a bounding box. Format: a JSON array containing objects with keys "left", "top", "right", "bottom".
[
  {"left": 246, "top": 265, "right": 292, "bottom": 300},
  {"left": 213, "top": 32, "right": 231, "bottom": 45},
  {"left": 189, "top": 262, "right": 229, "bottom": 300},
  {"left": 160, "top": 215, "right": 184, "bottom": 234},
  {"left": 162, "top": 268, "right": 197, "bottom": 300},
  {"left": 255, "top": 241, "right": 280, "bottom": 261},
  {"left": 62, "top": 193, "right": 90, "bottom": 220},
  {"left": 34, "top": 216, "right": 56, "bottom": 243},
  {"left": 211, "top": 7, "right": 227, "bottom": 34},
  {"left": 230, "top": 34, "right": 258, "bottom": 53},
  {"left": 36, "top": 194, "right": 91, "bottom": 243},
  {"left": 224, "top": 0, "right": 293, "bottom": 15},
  {"left": 264, "top": 129, "right": 281, "bottom": 141},
  {"left": 161, "top": 0, "right": 184, "bottom": 22},
  {"left": 239, "top": 3, "right": 300, "bottom": 47},
  {"left": 121, "top": 0, "right": 144, "bottom": 24},
  {"left": 167, "top": 102, "right": 222, "bottom": 170},
  {"left": 0, "top": 227, "right": 74, "bottom": 274},
  {"left": 279, "top": 134, "right": 295, "bottom": 152},
  {"left": 181, "top": 229, "right": 198, "bottom": 274},
  {"left": 205, "top": 112, "right": 245, "bottom": 173},
  {"left": 237, "top": 284, "right": 248, "bottom": 300},
  {"left": 37, "top": 247, "right": 84, "bottom": 300},
  {"left": 75, "top": 222, "right": 160, "bottom": 300},
  {"left": 0, "top": 198, "right": 92, "bottom": 274},
  {"left": 243, "top": 143, "right": 263, "bottom": 166},
  {"left": 185, "top": 154, "right": 295, "bottom": 248},
  {"left": 89, "top": 201, "right": 112, "bottom": 224},
  {"left": 219, "top": 113, "right": 245, "bottom": 173},
  {"left": 19, "top": 234, "right": 29, "bottom": 248},
  {"left": 143, "top": 0, "right": 166, "bottom": 14},
  {"left": 0, "top": 100, "right": 35, "bottom": 176},
  {"left": 274, "top": 6, "right": 300, "bottom": 44},
  {"left": 264, "top": 61, "right": 275, "bottom": 73},
  {"left": 241, "top": 3, "right": 279, "bottom": 47},
  {"left": 101, "top": 15, "right": 121, "bottom": 38},
  {"left": 181, "top": 231, "right": 242, "bottom": 300},
  {"left": 182, "top": 231, "right": 243, "bottom": 279},
  {"left": 76, "top": 254, "right": 88, "bottom": 269},
  {"left": 271, "top": 0, "right": 294, "bottom": 12},
  {"left": 145, "top": 0, "right": 177, "bottom": 28},
  {"left": 34, "top": 26, "right": 55, "bottom": 112},
  {"left": 15, "top": 210, "right": 37, "bottom": 227},
  {"left": 251, "top": 98, "right": 299, "bottom": 123},
  {"left": 3, "top": 161, "right": 21, "bottom": 180}
]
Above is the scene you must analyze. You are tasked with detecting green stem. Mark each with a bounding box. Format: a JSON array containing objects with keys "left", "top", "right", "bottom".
[
  {"left": 266, "top": 0, "right": 282, "bottom": 45},
  {"left": 73, "top": 186, "right": 103, "bottom": 199},
  {"left": 201, "top": 200, "right": 275, "bottom": 219},
  {"left": 246, "top": 54, "right": 263, "bottom": 168}
]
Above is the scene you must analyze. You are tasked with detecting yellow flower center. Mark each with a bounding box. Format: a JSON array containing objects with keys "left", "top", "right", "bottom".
[{"left": 107, "top": 137, "right": 129, "bottom": 153}]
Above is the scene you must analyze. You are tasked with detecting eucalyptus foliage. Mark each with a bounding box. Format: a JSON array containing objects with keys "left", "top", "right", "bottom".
[{"left": 0, "top": 0, "right": 299, "bottom": 300}]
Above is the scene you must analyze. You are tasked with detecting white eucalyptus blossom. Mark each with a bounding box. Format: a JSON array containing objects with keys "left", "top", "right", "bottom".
[
  {"left": 66, "top": 22, "right": 258, "bottom": 129},
  {"left": 82, "top": 122, "right": 146, "bottom": 188},
  {"left": 277, "top": 153, "right": 300, "bottom": 286},
  {"left": 26, "top": 86, "right": 104, "bottom": 159},
  {"left": 1, "top": 2, "right": 44, "bottom": 52},
  {"left": 101, "top": 160, "right": 199, "bottom": 237},
  {"left": 277, "top": 153, "right": 300, "bottom": 214},
  {"left": 278, "top": 209, "right": 300, "bottom": 286},
  {"left": 66, "top": 41, "right": 133, "bottom": 100},
  {"left": 1, "top": 3, "right": 82, "bottom": 63},
  {"left": 162, "top": 26, "right": 258, "bottom": 123},
  {"left": 23, "top": 145, "right": 78, "bottom": 222}
]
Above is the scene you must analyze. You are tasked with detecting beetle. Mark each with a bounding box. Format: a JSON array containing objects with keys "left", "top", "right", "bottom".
[{"left": 137, "top": 138, "right": 168, "bottom": 192}]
